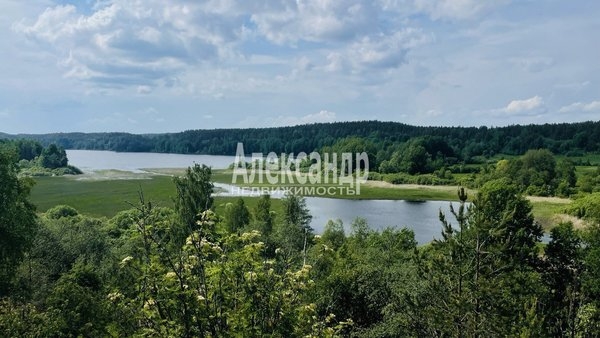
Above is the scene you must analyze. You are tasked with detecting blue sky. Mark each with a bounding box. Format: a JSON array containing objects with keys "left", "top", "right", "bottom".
[{"left": 1, "top": 0, "right": 599, "bottom": 134}]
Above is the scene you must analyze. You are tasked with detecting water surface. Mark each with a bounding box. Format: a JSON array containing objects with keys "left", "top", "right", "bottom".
[{"left": 67, "top": 149, "right": 236, "bottom": 173}]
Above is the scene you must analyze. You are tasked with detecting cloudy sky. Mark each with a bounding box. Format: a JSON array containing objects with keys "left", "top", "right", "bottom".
[{"left": 1, "top": 0, "right": 599, "bottom": 134}]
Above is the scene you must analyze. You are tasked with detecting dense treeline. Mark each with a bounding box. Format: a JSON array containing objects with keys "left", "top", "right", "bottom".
[
  {"left": 0, "top": 139, "right": 81, "bottom": 176},
  {"left": 5, "top": 120, "right": 600, "bottom": 159},
  {"left": 3, "top": 150, "right": 600, "bottom": 335}
]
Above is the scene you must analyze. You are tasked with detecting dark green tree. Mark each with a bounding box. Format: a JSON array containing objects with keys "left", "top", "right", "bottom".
[
  {"left": 223, "top": 198, "right": 251, "bottom": 233},
  {"left": 579, "top": 223, "right": 600, "bottom": 334},
  {"left": 0, "top": 145, "right": 38, "bottom": 295},
  {"left": 409, "top": 182, "right": 544, "bottom": 336},
  {"left": 254, "top": 194, "right": 274, "bottom": 237},
  {"left": 39, "top": 144, "right": 68, "bottom": 169},
  {"left": 473, "top": 178, "right": 542, "bottom": 266},
  {"left": 174, "top": 164, "right": 214, "bottom": 230},
  {"left": 542, "top": 222, "right": 583, "bottom": 336},
  {"left": 401, "top": 144, "right": 429, "bottom": 175},
  {"left": 321, "top": 219, "right": 345, "bottom": 251},
  {"left": 276, "top": 194, "right": 313, "bottom": 264},
  {"left": 15, "top": 139, "right": 43, "bottom": 161},
  {"left": 46, "top": 261, "right": 109, "bottom": 337}
]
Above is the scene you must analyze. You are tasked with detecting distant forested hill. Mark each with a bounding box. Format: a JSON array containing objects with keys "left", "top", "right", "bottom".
[{"left": 4, "top": 120, "right": 600, "bottom": 159}]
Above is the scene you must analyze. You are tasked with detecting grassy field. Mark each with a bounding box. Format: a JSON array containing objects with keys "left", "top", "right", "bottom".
[
  {"left": 527, "top": 197, "right": 572, "bottom": 229},
  {"left": 30, "top": 173, "right": 176, "bottom": 217},
  {"left": 30, "top": 171, "right": 285, "bottom": 219}
]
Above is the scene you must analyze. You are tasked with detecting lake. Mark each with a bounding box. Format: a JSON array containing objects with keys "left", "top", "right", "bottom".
[
  {"left": 67, "top": 149, "right": 237, "bottom": 172},
  {"left": 66, "top": 150, "right": 464, "bottom": 243}
]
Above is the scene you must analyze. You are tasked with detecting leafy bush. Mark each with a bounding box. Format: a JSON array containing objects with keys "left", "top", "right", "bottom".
[
  {"left": 45, "top": 205, "right": 79, "bottom": 220},
  {"left": 566, "top": 193, "right": 600, "bottom": 223}
]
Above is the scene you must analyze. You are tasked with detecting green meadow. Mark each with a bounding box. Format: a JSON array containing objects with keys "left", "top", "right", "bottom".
[
  {"left": 29, "top": 173, "right": 176, "bottom": 217},
  {"left": 29, "top": 171, "right": 285, "bottom": 219}
]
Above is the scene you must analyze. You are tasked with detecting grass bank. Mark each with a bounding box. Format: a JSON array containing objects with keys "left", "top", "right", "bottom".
[{"left": 212, "top": 169, "right": 468, "bottom": 201}]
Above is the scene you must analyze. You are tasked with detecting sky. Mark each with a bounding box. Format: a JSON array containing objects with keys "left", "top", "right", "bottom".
[{"left": 1, "top": 0, "right": 599, "bottom": 134}]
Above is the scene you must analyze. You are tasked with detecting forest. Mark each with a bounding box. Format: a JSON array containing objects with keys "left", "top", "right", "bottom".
[
  {"left": 4, "top": 120, "right": 600, "bottom": 159},
  {"left": 3, "top": 139, "right": 600, "bottom": 336}
]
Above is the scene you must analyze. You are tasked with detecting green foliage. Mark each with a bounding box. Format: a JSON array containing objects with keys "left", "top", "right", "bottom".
[
  {"left": 0, "top": 139, "right": 80, "bottom": 176},
  {"left": 322, "top": 136, "right": 379, "bottom": 170},
  {"left": 566, "top": 192, "right": 600, "bottom": 223},
  {"left": 582, "top": 224, "right": 600, "bottom": 305},
  {"left": 474, "top": 178, "right": 542, "bottom": 264},
  {"left": 45, "top": 204, "right": 79, "bottom": 219},
  {"left": 107, "top": 207, "right": 345, "bottom": 336},
  {"left": 5, "top": 161, "right": 600, "bottom": 335},
  {"left": 401, "top": 184, "right": 547, "bottom": 336},
  {"left": 174, "top": 163, "right": 214, "bottom": 229},
  {"left": 18, "top": 164, "right": 83, "bottom": 176},
  {"left": 379, "top": 136, "right": 456, "bottom": 175},
  {"left": 253, "top": 194, "right": 274, "bottom": 237},
  {"left": 0, "top": 299, "right": 54, "bottom": 337},
  {"left": 222, "top": 197, "right": 251, "bottom": 233},
  {"left": 14, "top": 139, "right": 44, "bottom": 161},
  {"left": 542, "top": 222, "right": 583, "bottom": 336},
  {"left": 382, "top": 172, "right": 454, "bottom": 185},
  {"left": 310, "top": 218, "right": 417, "bottom": 333},
  {"left": 480, "top": 149, "right": 577, "bottom": 197},
  {"left": 46, "top": 261, "right": 109, "bottom": 337},
  {"left": 578, "top": 166, "right": 600, "bottom": 193},
  {"left": 321, "top": 219, "right": 345, "bottom": 251},
  {"left": 39, "top": 144, "right": 68, "bottom": 169},
  {"left": 0, "top": 145, "right": 38, "bottom": 295},
  {"left": 275, "top": 194, "right": 314, "bottom": 263}
]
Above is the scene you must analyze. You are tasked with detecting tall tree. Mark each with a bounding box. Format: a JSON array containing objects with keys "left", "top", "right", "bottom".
[
  {"left": 173, "top": 164, "right": 214, "bottom": 231},
  {"left": 254, "top": 194, "right": 273, "bottom": 237},
  {"left": 542, "top": 222, "right": 582, "bottom": 336},
  {"left": 276, "top": 194, "right": 313, "bottom": 264},
  {"left": 223, "top": 198, "right": 251, "bottom": 233},
  {"left": 0, "top": 145, "right": 38, "bottom": 295},
  {"left": 409, "top": 181, "right": 544, "bottom": 336}
]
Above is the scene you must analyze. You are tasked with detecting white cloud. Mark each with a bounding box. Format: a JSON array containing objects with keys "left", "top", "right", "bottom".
[
  {"left": 475, "top": 96, "right": 547, "bottom": 118},
  {"left": 510, "top": 56, "right": 554, "bottom": 73},
  {"left": 554, "top": 81, "right": 591, "bottom": 90},
  {"left": 270, "top": 110, "right": 337, "bottom": 126},
  {"left": 3, "top": 0, "right": 600, "bottom": 133},
  {"left": 505, "top": 95, "right": 544, "bottom": 114},
  {"left": 559, "top": 100, "right": 600, "bottom": 113},
  {"left": 301, "top": 110, "right": 337, "bottom": 124},
  {"left": 14, "top": 1, "right": 228, "bottom": 88},
  {"left": 325, "top": 28, "right": 431, "bottom": 74},
  {"left": 425, "top": 109, "right": 443, "bottom": 117},
  {"left": 250, "top": 0, "right": 378, "bottom": 45},
  {"left": 13, "top": 0, "right": 433, "bottom": 92},
  {"left": 137, "top": 85, "right": 152, "bottom": 94},
  {"left": 411, "top": 0, "right": 511, "bottom": 20}
]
